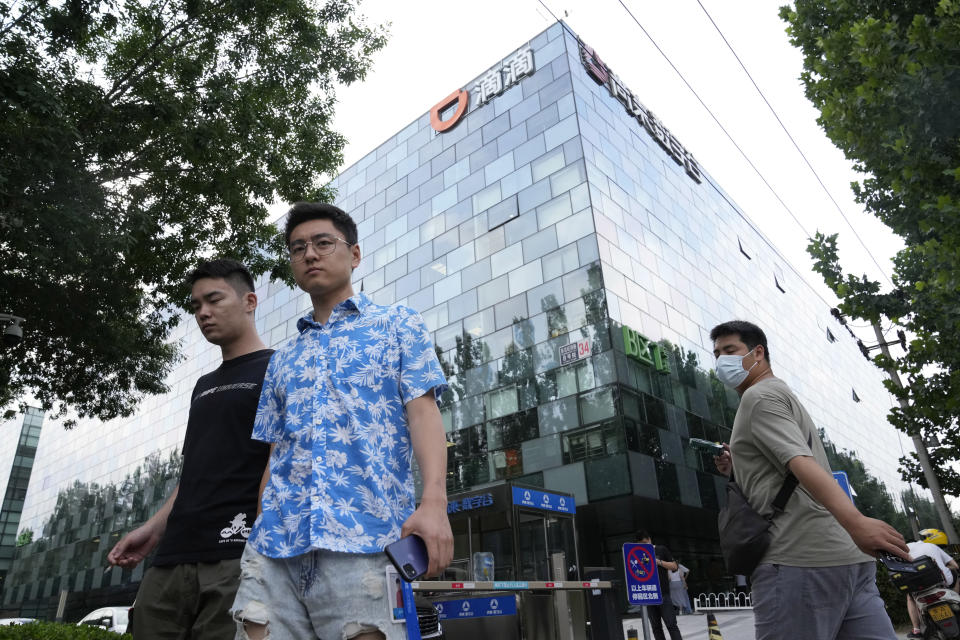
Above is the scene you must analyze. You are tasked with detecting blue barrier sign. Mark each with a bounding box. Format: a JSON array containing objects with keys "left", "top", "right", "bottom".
[
  {"left": 435, "top": 596, "right": 517, "bottom": 620},
  {"left": 511, "top": 487, "right": 576, "bottom": 514},
  {"left": 493, "top": 581, "right": 529, "bottom": 590},
  {"left": 622, "top": 543, "right": 663, "bottom": 606},
  {"left": 833, "top": 471, "right": 854, "bottom": 502}
]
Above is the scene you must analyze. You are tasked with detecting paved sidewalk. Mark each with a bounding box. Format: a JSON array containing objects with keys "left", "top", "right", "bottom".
[{"left": 620, "top": 610, "right": 912, "bottom": 639}]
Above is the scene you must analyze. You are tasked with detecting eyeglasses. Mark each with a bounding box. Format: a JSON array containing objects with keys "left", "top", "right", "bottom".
[{"left": 288, "top": 235, "right": 352, "bottom": 262}]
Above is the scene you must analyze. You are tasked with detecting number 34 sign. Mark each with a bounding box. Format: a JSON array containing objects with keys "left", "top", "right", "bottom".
[
  {"left": 622, "top": 543, "right": 663, "bottom": 606},
  {"left": 559, "top": 339, "right": 591, "bottom": 366}
]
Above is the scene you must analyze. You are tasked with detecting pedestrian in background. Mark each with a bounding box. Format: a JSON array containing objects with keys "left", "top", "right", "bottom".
[
  {"left": 637, "top": 531, "right": 684, "bottom": 640},
  {"left": 669, "top": 563, "right": 692, "bottom": 615}
]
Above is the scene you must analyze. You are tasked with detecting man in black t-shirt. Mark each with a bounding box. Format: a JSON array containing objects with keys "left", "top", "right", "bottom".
[
  {"left": 637, "top": 530, "right": 684, "bottom": 640},
  {"left": 107, "top": 259, "right": 272, "bottom": 639}
]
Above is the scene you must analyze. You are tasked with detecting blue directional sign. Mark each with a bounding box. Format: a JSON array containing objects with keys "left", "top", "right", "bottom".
[
  {"left": 434, "top": 596, "right": 517, "bottom": 620},
  {"left": 833, "top": 471, "right": 854, "bottom": 502},
  {"left": 511, "top": 487, "right": 576, "bottom": 514},
  {"left": 622, "top": 543, "right": 663, "bottom": 606}
]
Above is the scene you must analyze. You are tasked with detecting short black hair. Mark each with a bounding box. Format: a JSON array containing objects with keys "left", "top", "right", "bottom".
[
  {"left": 636, "top": 529, "right": 651, "bottom": 541},
  {"left": 284, "top": 202, "right": 358, "bottom": 247},
  {"left": 710, "top": 320, "right": 771, "bottom": 363},
  {"left": 186, "top": 258, "right": 255, "bottom": 295}
]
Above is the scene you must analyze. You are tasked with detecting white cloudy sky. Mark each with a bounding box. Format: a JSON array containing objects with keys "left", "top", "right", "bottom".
[{"left": 315, "top": 0, "right": 903, "bottom": 309}]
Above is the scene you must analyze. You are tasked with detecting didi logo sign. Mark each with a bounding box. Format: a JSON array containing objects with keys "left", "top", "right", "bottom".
[
  {"left": 430, "top": 89, "right": 469, "bottom": 133},
  {"left": 429, "top": 48, "right": 535, "bottom": 133}
]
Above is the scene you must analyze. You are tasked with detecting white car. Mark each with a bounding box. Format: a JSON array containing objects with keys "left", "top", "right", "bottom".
[
  {"left": 77, "top": 606, "right": 130, "bottom": 633},
  {"left": 0, "top": 618, "right": 36, "bottom": 626}
]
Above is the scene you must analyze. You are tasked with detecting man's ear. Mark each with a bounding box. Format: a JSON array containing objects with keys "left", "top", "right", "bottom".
[{"left": 244, "top": 291, "right": 258, "bottom": 314}]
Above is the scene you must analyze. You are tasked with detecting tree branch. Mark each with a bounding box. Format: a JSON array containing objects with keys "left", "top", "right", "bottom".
[
  {"left": 104, "top": 0, "right": 228, "bottom": 103},
  {"left": 0, "top": 0, "right": 46, "bottom": 43}
]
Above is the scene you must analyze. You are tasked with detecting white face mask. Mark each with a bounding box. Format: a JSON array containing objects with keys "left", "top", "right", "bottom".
[{"left": 715, "top": 349, "right": 759, "bottom": 389}]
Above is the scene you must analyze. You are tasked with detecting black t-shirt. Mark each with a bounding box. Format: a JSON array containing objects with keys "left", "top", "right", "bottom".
[
  {"left": 153, "top": 349, "right": 273, "bottom": 566},
  {"left": 654, "top": 544, "right": 674, "bottom": 587}
]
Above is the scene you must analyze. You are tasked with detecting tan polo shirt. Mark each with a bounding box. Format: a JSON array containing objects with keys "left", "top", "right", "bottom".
[{"left": 730, "top": 378, "right": 871, "bottom": 567}]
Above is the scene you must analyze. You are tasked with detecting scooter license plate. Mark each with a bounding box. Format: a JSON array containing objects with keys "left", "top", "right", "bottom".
[{"left": 930, "top": 604, "right": 954, "bottom": 622}]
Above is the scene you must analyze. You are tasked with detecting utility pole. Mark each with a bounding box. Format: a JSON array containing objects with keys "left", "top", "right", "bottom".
[{"left": 871, "top": 321, "right": 959, "bottom": 543}]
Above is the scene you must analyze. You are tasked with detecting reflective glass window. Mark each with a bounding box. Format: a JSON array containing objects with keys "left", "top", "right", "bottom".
[
  {"left": 465, "top": 361, "right": 498, "bottom": 394},
  {"left": 500, "top": 346, "right": 534, "bottom": 383},
  {"left": 536, "top": 193, "right": 572, "bottom": 230},
  {"left": 433, "top": 228, "right": 459, "bottom": 259},
  {"left": 509, "top": 259, "right": 544, "bottom": 297},
  {"left": 446, "top": 242, "right": 475, "bottom": 274},
  {"left": 562, "top": 262, "right": 602, "bottom": 300},
  {"left": 537, "top": 396, "right": 579, "bottom": 435},
  {"left": 464, "top": 308, "right": 496, "bottom": 339},
  {"left": 585, "top": 453, "right": 630, "bottom": 501},
  {"left": 475, "top": 227, "right": 506, "bottom": 260},
  {"left": 542, "top": 244, "right": 579, "bottom": 281},
  {"left": 537, "top": 366, "right": 578, "bottom": 404},
  {"left": 579, "top": 386, "right": 616, "bottom": 424},
  {"left": 478, "top": 276, "right": 509, "bottom": 310},
  {"left": 486, "top": 386, "right": 519, "bottom": 420},
  {"left": 491, "top": 448, "right": 524, "bottom": 480},
  {"left": 549, "top": 160, "right": 586, "bottom": 197},
  {"left": 528, "top": 278, "right": 564, "bottom": 315},
  {"left": 494, "top": 295, "right": 528, "bottom": 331},
  {"left": 574, "top": 358, "right": 595, "bottom": 392},
  {"left": 473, "top": 183, "right": 502, "bottom": 213},
  {"left": 531, "top": 147, "right": 565, "bottom": 183},
  {"left": 483, "top": 326, "right": 515, "bottom": 362},
  {"left": 656, "top": 461, "right": 681, "bottom": 503}
]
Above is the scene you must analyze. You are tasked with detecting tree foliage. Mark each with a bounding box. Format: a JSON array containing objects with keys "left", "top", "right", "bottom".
[
  {"left": 781, "top": 1, "right": 960, "bottom": 492},
  {"left": 0, "top": 0, "right": 386, "bottom": 424}
]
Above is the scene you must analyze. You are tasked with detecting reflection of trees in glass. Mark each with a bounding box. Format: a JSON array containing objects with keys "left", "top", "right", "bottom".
[
  {"left": 11, "top": 449, "right": 181, "bottom": 571},
  {"left": 819, "top": 430, "right": 932, "bottom": 538},
  {"left": 437, "top": 332, "right": 488, "bottom": 403},
  {"left": 14, "top": 530, "right": 31, "bottom": 547},
  {"left": 659, "top": 341, "right": 737, "bottom": 428},
  {"left": 544, "top": 295, "right": 568, "bottom": 337}
]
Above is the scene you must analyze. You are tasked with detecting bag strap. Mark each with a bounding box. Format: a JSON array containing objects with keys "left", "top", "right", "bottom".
[
  {"left": 770, "top": 473, "right": 798, "bottom": 513},
  {"left": 729, "top": 431, "right": 811, "bottom": 515}
]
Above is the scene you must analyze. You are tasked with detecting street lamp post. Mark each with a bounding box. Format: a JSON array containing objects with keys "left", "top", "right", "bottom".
[{"left": 0, "top": 313, "right": 24, "bottom": 348}]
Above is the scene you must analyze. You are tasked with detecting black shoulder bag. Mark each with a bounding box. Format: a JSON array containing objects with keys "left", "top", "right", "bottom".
[{"left": 717, "top": 467, "right": 798, "bottom": 576}]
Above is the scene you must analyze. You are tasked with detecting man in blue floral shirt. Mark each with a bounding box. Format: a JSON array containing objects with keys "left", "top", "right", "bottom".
[{"left": 231, "top": 203, "right": 453, "bottom": 640}]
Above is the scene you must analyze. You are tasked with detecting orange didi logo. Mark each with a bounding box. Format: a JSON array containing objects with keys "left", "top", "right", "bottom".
[{"left": 430, "top": 89, "right": 469, "bottom": 133}]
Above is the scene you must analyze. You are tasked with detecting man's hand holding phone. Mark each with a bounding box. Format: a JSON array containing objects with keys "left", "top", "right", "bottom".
[
  {"left": 399, "top": 495, "right": 453, "bottom": 578},
  {"left": 714, "top": 442, "right": 732, "bottom": 477}
]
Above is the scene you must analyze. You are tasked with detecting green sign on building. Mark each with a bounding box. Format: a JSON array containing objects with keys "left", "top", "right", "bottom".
[{"left": 622, "top": 326, "right": 670, "bottom": 375}]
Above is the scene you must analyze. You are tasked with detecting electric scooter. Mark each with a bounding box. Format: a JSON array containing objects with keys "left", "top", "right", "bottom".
[{"left": 879, "top": 552, "right": 960, "bottom": 639}]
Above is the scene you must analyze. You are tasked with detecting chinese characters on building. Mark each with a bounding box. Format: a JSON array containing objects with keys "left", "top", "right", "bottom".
[
  {"left": 579, "top": 40, "right": 703, "bottom": 184},
  {"left": 623, "top": 326, "right": 670, "bottom": 374},
  {"left": 474, "top": 49, "right": 535, "bottom": 106},
  {"left": 447, "top": 492, "right": 494, "bottom": 514}
]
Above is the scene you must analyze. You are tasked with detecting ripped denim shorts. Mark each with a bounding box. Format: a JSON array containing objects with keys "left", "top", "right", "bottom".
[{"left": 231, "top": 545, "right": 403, "bottom": 640}]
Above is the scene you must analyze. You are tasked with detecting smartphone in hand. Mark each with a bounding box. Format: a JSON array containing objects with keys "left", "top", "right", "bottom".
[
  {"left": 386, "top": 534, "right": 429, "bottom": 582},
  {"left": 688, "top": 438, "right": 725, "bottom": 455}
]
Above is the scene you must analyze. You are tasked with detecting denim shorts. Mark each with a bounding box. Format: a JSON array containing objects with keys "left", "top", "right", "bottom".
[{"left": 231, "top": 545, "right": 404, "bottom": 640}]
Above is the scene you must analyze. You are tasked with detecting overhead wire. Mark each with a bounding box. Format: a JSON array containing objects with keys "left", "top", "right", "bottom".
[
  {"left": 692, "top": 0, "right": 894, "bottom": 288},
  {"left": 533, "top": 0, "right": 896, "bottom": 338},
  {"left": 611, "top": 0, "right": 814, "bottom": 241}
]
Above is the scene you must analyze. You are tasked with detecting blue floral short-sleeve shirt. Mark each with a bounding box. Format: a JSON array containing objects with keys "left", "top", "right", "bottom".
[{"left": 249, "top": 292, "right": 448, "bottom": 557}]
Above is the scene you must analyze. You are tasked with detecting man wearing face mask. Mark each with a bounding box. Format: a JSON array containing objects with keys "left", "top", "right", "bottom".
[{"left": 710, "top": 320, "right": 908, "bottom": 640}]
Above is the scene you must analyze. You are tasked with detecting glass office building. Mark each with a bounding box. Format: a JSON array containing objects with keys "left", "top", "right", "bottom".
[{"left": 1, "top": 22, "right": 909, "bottom": 617}]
